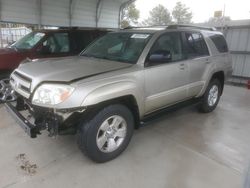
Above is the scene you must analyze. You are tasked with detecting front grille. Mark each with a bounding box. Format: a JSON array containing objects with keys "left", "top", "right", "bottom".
[
  {"left": 10, "top": 71, "right": 32, "bottom": 98},
  {"left": 13, "top": 71, "right": 32, "bottom": 83}
]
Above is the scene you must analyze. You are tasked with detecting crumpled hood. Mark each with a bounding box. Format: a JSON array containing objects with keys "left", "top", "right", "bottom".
[{"left": 16, "top": 56, "right": 132, "bottom": 83}]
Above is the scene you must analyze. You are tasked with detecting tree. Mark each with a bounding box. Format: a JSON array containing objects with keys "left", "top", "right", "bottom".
[
  {"left": 120, "top": 3, "right": 140, "bottom": 28},
  {"left": 172, "top": 2, "right": 192, "bottom": 24},
  {"left": 143, "top": 4, "right": 172, "bottom": 26}
]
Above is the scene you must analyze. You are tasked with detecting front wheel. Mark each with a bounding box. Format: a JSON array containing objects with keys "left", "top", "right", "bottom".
[
  {"left": 198, "top": 79, "right": 222, "bottom": 113},
  {"left": 77, "top": 104, "right": 134, "bottom": 163}
]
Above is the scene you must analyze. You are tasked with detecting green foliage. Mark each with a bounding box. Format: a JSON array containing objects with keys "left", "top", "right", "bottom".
[
  {"left": 120, "top": 3, "right": 140, "bottom": 28},
  {"left": 143, "top": 4, "right": 172, "bottom": 26},
  {"left": 142, "top": 2, "right": 193, "bottom": 26},
  {"left": 172, "top": 1, "right": 193, "bottom": 24}
]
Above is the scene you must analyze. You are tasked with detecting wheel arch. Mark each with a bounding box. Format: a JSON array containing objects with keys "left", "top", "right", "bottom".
[
  {"left": 210, "top": 71, "right": 225, "bottom": 95},
  {"left": 84, "top": 95, "right": 141, "bottom": 129}
]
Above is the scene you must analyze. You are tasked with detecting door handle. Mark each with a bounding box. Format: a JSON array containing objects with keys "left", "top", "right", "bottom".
[
  {"left": 179, "top": 63, "right": 185, "bottom": 70},
  {"left": 205, "top": 59, "right": 211, "bottom": 64}
]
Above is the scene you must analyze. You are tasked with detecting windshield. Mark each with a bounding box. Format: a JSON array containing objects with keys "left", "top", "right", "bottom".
[
  {"left": 11, "top": 32, "right": 45, "bottom": 50},
  {"left": 81, "top": 32, "right": 152, "bottom": 64}
]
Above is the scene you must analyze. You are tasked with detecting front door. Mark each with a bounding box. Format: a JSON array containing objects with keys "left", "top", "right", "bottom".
[
  {"left": 144, "top": 32, "right": 190, "bottom": 114},
  {"left": 34, "top": 32, "right": 72, "bottom": 59}
]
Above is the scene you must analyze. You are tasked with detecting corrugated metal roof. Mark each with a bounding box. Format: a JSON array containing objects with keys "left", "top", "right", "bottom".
[{"left": 0, "top": 0, "right": 131, "bottom": 28}]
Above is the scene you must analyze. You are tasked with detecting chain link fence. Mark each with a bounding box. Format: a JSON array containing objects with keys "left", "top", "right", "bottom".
[{"left": 0, "top": 23, "right": 32, "bottom": 48}]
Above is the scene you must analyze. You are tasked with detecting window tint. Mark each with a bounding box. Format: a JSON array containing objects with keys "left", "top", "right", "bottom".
[
  {"left": 42, "top": 33, "right": 69, "bottom": 54},
  {"left": 148, "top": 32, "right": 184, "bottom": 65},
  {"left": 71, "top": 30, "right": 107, "bottom": 54},
  {"left": 209, "top": 34, "right": 228, "bottom": 53},
  {"left": 185, "top": 32, "right": 209, "bottom": 58}
]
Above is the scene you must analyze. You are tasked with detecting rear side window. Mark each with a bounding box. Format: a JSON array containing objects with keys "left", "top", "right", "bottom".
[
  {"left": 185, "top": 32, "right": 209, "bottom": 58},
  {"left": 209, "top": 34, "right": 228, "bottom": 53}
]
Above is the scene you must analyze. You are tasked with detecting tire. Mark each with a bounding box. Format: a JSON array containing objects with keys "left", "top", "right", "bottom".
[
  {"left": 198, "top": 79, "right": 222, "bottom": 113},
  {"left": 0, "top": 71, "right": 11, "bottom": 80},
  {"left": 0, "top": 74, "right": 9, "bottom": 80},
  {"left": 77, "top": 104, "right": 134, "bottom": 163}
]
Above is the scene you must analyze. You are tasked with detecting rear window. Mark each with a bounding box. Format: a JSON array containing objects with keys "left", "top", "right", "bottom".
[{"left": 209, "top": 34, "right": 228, "bottom": 53}]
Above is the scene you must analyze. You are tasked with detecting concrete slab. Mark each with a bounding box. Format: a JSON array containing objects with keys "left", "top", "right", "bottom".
[{"left": 0, "top": 85, "right": 249, "bottom": 188}]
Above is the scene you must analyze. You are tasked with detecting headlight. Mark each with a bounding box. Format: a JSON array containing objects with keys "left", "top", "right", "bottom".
[{"left": 32, "top": 84, "right": 74, "bottom": 106}]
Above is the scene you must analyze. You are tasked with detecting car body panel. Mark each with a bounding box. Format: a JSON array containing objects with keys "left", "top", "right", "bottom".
[
  {"left": 16, "top": 56, "right": 133, "bottom": 93},
  {"left": 9, "top": 27, "right": 232, "bottom": 119}
]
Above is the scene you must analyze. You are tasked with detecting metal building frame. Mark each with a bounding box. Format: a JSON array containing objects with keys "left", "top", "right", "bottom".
[{"left": 0, "top": 0, "right": 134, "bottom": 28}]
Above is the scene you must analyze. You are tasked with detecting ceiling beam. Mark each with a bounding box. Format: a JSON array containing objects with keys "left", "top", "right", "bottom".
[
  {"left": 37, "top": 0, "right": 42, "bottom": 28},
  {"left": 118, "top": 0, "right": 135, "bottom": 28},
  {"left": 69, "top": 0, "right": 75, "bottom": 27},
  {"left": 95, "top": 0, "right": 103, "bottom": 28}
]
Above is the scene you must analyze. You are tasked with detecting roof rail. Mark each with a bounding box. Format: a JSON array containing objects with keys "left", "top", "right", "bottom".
[
  {"left": 122, "top": 25, "right": 168, "bottom": 30},
  {"left": 167, "top": 24, "right": 217, "bottom": 31}
]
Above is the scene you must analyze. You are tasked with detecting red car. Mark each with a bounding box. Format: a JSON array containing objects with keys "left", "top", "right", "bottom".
[{"left": 0, "top": 28, "right": 107, "bottom": 79}]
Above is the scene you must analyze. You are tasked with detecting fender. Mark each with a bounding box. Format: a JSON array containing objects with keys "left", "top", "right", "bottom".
[
  {"left": 81, "top": 81, "right": 144, "bottom": 117},
  {"left": 197, "top": 69, "right": 225, "bottom": 97}
]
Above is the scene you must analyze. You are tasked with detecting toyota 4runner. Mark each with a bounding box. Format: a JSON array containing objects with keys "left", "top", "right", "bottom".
[{"left": 2, "top": 25, "right": 232, "bottom": 162}]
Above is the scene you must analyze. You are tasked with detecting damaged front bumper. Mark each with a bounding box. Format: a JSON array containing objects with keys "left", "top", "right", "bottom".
[
  {"left": 4, "top": 96, "right": 85, "bottom": 138},
  {"left": 1, "top": 79, "right": 85, "bottom": 138},
  {"left": 5, "top": 102, "right": 40, "bottom": 138}
]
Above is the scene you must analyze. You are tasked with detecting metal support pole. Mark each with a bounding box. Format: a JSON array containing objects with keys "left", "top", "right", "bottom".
[
  {"left": 118, "top": 0, "right": 135, "bottom": 28},
  {"left": 0, "top": 0, "right": 3, "bottom": 47},
  {"left": 69, "top": 0, "right": 73, "bottom": 27},
  {"left": 95, "top": 0, "right": 103, "bottom": 28},
  {"left": 37, "top": 0, "right": 42, "bottom": 29}
]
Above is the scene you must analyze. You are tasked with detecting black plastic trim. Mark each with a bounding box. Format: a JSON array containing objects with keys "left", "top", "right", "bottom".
[{"left": 5, "top": 102, "right": 39, "bottom": 138}]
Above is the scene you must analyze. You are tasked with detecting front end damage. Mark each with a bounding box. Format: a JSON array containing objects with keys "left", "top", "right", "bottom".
[{"left": 1, "top": 79, "right": 84, "bottom": 138}]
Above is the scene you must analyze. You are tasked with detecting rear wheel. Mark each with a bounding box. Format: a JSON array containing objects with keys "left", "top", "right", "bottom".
[
  {"left": 77, "top": 104, "right": 134, "bottom": 163},
  {"left": 198, "top": 79, "right": 222, "bottom": 113}
]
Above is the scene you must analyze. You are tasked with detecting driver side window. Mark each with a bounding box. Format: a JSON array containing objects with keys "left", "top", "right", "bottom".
[{"left": 146, "top": 32, "right": 184, "bottom": 66}]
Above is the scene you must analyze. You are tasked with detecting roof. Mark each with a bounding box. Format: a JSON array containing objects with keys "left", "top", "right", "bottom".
[{"left": 31, "top": 28, "right": 111, "bottom": 34}]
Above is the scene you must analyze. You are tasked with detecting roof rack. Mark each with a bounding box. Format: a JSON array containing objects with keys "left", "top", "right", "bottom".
[
  {"left": 167, "top": 24, "right": 216, "bottom": 31},
  {"left": 122, "top": 24, "right": 217, "bottom": 31},
  {"left": 122, "top": 25, "right": 168, "bottom": 30}
]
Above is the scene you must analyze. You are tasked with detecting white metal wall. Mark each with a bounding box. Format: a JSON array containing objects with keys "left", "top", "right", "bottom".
[
  {"left": 225, "top": 26, "right": 250, "bottom": 78},
  {"left": 0, "top": 0, "right": 129, "bottom": 28}
]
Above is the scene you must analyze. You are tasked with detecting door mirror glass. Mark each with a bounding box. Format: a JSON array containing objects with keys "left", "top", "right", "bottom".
[{"left": 149, "top": 50, "right": 172, "bottom": 63}]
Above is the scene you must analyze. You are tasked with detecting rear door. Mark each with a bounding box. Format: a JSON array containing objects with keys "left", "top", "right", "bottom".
[{"left": 183, "top": 32, "right": 210, "bottom": 97}]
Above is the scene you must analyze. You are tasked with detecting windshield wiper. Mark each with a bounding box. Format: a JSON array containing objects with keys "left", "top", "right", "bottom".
[{"left": 8, "top": 45, "right": 18, "bottom": 52}]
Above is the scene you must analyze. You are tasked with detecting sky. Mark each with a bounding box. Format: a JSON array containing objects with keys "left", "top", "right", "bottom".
[{"left": 135, "top": 0, "right": 250, "bottom": 23}]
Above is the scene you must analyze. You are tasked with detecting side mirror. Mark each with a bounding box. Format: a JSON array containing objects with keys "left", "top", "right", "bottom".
[{"left": 149, "top": 50, "right": 172, "bottom": 63}]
